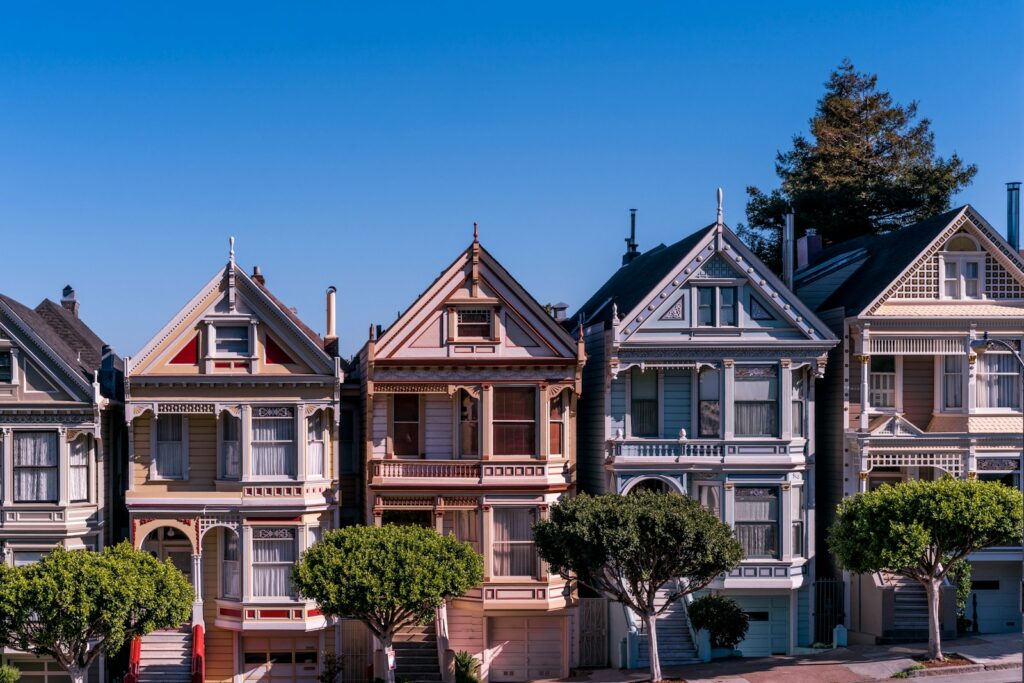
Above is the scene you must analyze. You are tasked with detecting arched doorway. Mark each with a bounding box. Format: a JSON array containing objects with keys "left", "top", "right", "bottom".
[
  {"left": 140, "top": 526, "right": 193, "bottom": 581},
  {"left": 629, "top": 478, "right": 671, "bottom": 494}
]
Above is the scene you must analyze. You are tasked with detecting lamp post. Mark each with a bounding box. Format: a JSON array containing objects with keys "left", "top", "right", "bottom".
[{"left": 968, "top": 332, "right": 1024, "bottom": 661}]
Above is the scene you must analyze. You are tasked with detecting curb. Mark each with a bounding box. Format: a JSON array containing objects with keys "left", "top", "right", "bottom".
[{"left": 904, "top": 661, "right": 1023, "bottom": 678}]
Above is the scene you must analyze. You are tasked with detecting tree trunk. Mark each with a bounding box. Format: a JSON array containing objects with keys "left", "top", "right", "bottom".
[
  {"left": 643, "top": 612, "right": 662, "bottom": 682},
  {"left": 925, "top": 577, "right": 944, "bottom": 661},
  {"left": 64, "top": 664, "right": 86, "bottom": 683},
  {"left": 381, "top": 632, "right": 396, "bottom": 683}
]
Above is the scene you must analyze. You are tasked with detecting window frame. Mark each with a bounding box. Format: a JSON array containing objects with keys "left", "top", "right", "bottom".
[
  {"left": 733, "top": 365, "right": 780, "bottom": 438},
  {"left": 548, "top": 390, "right": 567, "bottom": 457},
  {"left": 0, "top": 350, "right": 12, "bottom": 383},
  {"left": 491, "top": 506, "right": 540, "bottom": 579},
  {"left": 458, "top": 390, "right": 480, "bottom": 459},
  {"left": 940, "top": 252, "right": 985, "bottom": 301},
  {"left": 454, "top": 307, "right": 495, "bottom": 340},
  {"left": 391, "top": 394, "right": 421, "bottom": 457},
  {"left": 492, "top": 386, "right": 538, "bottom": 457},
  {"left": 306, "top": 411, "right": 327, "bottom": 479},
  {"left": 250, "top": 526, "right": 298, "bottom": 599},
  {"left": 628, "top": 368, "right": 659, "bottom": 438},
  {"left": 975, "top": 352, "right": 1022, "bottom": 413},
  {"left": 151, "top": 414, "right": 188, "bottom": 481},
  {"left": 12, "top": 430, "right": 60, "bottom": 503},
  {"left": 698, "top": 367, "right": 721, "bottom": 438},
  {"left": 250, "top": 406, "right": 297, "bottom": 479},
  {"left": 69, "top": 435, "right": 90, "bottom": 503},
  {"left": 221, "top": 529, "right": 241, "bottom": 600},
  {"left": 733, "top": 486, "right": 781, "bottom": 560},
  {"left": 212, "top": 323, "right": 252, "bottom": 359},
  {"left": 219, "top": 412, "right": 241, "bottom": 480},
  {"left": 941, "top": 356, "right": 964, "bottom": 411}
]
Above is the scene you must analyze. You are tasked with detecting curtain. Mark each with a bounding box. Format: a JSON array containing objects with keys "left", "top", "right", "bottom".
[
  {"left": 943, "top": 357, "right": 963, "bottom": 409},
  {"left": 222, "top": 532, "right": 241, "bottom": 599},
  {"left": 735, "top": 488, "right": 779, "bottom": 559},
  {"left": 222, "top": 414, "right": 241, "bottom": 479},
  {"left": 735, "top": 402, "right": 777, "bottom": 436},
  {"left": 736, "top": 523, "right": 778, "bottom": 558},
  {"left": 306, "top": 413, "right": 324, "bottom": 477},
  {"left": 252, "top": 417, "right": 296, "bottom": 477},
  {"left": 698, "top": 485, "right": 721, "bottom": 519},
  {"left": 70, "top": 438, "right": 89, "bottom": 502},
  {"left": 978, "top": 355, "right": 1020, "bottom": 409},
  {"left": 155, "top": 416, "right": 183, "bottom": 479},
  {"left": 493, "top": 508, "right": 537, "bottom": 576},
  {"left": 252, "top": 529, "right": 296, "bottom": 597},
  {"left": 14, "top": 431, "right": 57, "bottom": 502}
]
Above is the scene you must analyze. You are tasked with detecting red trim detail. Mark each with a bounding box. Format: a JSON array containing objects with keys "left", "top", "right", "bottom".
[
  {"left": 214, "top": 361, "right": 231, "bottom": 368},
  {"left": 192, "top": 624, "right": 205, "bottom": 683},
  {"left": 126, "top": 636, "right": 141, "bottom": 683},
  {"left": 219, "top": 608, "right": 242, "bottom": 618},
  {"left": 245, "top": 610, "right": 257, "bottom": 618},
  {"left": 259, "top": 609, "right": 290, "bottom": 618},
  {"left": 265, "top": 336, "right": 297, "bottom": 365},
  {"left": 170, "top": 336, "right": 200, "bottom": 365},
  {"left": 309, "top": 609, "right": 322, "bottom": 617}
]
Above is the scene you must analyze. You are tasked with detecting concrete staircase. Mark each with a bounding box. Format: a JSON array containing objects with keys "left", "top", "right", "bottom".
[
  {"left": 139, "top": 626, "right": 192, "bottom": 683},
  {"left": 393, "top": 623, "right": 442, "bottom": 683},
  {"left": 636, "top": 586, "right": 701, "bottom": 668},
  {"left": 884, "top": 576, "right": 930, "bottom": 643}
]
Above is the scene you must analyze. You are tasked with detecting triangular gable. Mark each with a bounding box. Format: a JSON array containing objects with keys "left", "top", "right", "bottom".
[
  {"left": 865, "top": 206, "right": 1024, "bottom": 314},
  {"left": 868, "top": 414, "right": 925, "bottom": 437},
  {"left": 129, "top": 263, "right": 333, "bottom": 376},
  {"left": 375, "top": 241, "right": 579, "bottom": 361},
  {"left": 0, "top": 303, "right": 95, "bottom": 402},
  {"left": 617, "top": 225, "right": 835, "bottom": 343}
]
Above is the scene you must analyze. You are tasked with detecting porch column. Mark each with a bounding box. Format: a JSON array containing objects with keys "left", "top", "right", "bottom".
[
  {"left": 858, "top": 355, "right": 870, "bottom": 430},
  {"left": 192, "top": 551, "right": 205, "bottom": 628},
  {"left": 722, "top": 483, "right": 735, "bottom": 527},
  {"left": 723, "top": 360, "right": 735, "bottom": 440},
  {"left": 241, "top": 525, "right": 253, "bottom": 602},
  {"left": 781, "top": 483, "right": 793, "bottom": 562},
  {"left": 240, "top": 405, "right": 251, "bottom": 480},
  {"left": 2, "top": 428, "right": 12, "bottom": 506}
]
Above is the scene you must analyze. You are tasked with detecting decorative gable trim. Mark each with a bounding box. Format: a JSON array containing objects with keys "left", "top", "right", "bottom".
[
  {"left": 868, "top": 414, "right": 925, "bottom": 438},
  {"left": 0, "top": 302, "right": 95, "bottom": 402}
]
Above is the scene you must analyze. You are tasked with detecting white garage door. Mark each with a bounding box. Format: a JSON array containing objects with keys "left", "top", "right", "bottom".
[
  {"left": 969, "top": 564, "right": 1022, "bottom": 634},
  {"left": 489, "top": 616, "right": 564, "bottom": 682},
  {"left": 733, "top": 595, "right": 789, "bottom": 657},
  {"left": 243, "top": 636, "right": 319, "bottom": 682}
]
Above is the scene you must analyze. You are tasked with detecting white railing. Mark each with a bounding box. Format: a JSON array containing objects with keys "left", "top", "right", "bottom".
[
  {"left": 372, "top": 460, "right": 481, "bottom": 480},
  {"left": 607, "top": 440, "right": 723, "bottom": 459},
  {"left": 869, "top": 373, "right": 896, "bottom": 408}
]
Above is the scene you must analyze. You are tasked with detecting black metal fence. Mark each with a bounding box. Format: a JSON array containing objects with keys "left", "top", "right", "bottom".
[{"left": 814, "top": 578, "right": 845, "bottom": 644}]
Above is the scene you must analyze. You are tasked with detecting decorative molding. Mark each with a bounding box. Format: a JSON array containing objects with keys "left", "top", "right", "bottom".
[
  {"left": 374, "top": 383, "right": 450, "bottom": 394},
  {"left": 158, "top": 402, "right": 216, "bottom": 415}
]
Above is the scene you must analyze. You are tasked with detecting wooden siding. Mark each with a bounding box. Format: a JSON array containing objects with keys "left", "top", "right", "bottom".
[
  {"left": 903, "top": 356, "right": 934, "bottom": 430},
  {"left": 424, "top": 394, "right": 454, "bottom": 459},
  {"left": 662, "top": 369, "right": 691, "bottom": 438},
  {"left": 371, "top": 401, "right": 387, "bottom": 456},
  {"left": 132, "top": 414, "right": 218, "bottom": 492},
  {"left": 448, "top": 605, "right": 485, "bottom": 678},
  {"left": 202, "top": 530, "right": 235, "bottom": 683},
  {"left": 577, "top": 325, "right": 608, "bottom": 494},
  {"left": 610, "top": 375, "right": 625, "bottom": 436}
]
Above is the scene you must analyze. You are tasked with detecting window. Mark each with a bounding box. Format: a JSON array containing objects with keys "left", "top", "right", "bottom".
[
  {"left": 444, "top": 509, "right": 481, "bottom": 553},
  {"left": 630, "top": 369, "right": 658, "bottom": 437},
  {"left": 942, "top": 258, "right": 983, "bottom": 300},
  {"left": 459, "top": 390, "right": 480, "bottom": 458},
  {"left": 549, "top": 392, "right": 566, "bottom": 456},
  {"left": 719, "top": 287, "right": 737, "bottom": 326},
  {"left": 392, "top": 395, "right": 420, "bottom": 456},
  {"left": 70, "top": 437, "right": 89, "bottom": 502},
  {"left": 155, "top": 415, "right": 185, "bottom": 479},
  {"left": 0, "top": 351, "right": 11, "bottom": 383},
  {"left": 698, "top": 368, "right": 721, "bottom": 438},
  {"left": 251, "top": 407, "right": 296, "bottom": 477},
  {"left": 793, "top": 486, "right": 805, "bottom": 557},
  {"left": 307, "top": 412, "right": 325, "bottom": 478},
  {"left": 252, "top": 527, "right": 296, "bottom": 597},
  {"left": 696, "top": 483, "right": 721, "bottom": 520},
  {"left": 735, "top": 366, "right": 779, "bottom": 437},
  {"left": 13, "top": 550, "right": 46, "bottom": 566},
  {"left": 493, "top": 387, "right": 536, "bottom": 456},
  {"left": 215, "top": 325, "right": 250, "bottom": 357},
  {"left": 734, "top": 487, "right": 779, "bottom": 559},
  {"left": 456, "top": 308, "right": 493, "bottom": 338},
  {"left": 942, "top": 357, "right": 963, "bottom": 410},
  {"left": 697, "top": 287, "right": 715, "bottom": 326},
  {"left": 222, "top": 531, "right": 241, "bottom": 599},
  {"left": 243, "top": 638, "right": 318, "bottom": 679},
  {"left": 869, "top": 356, "right": 896, "bottom": 408},
  {"left": 696, "top": 287, "right": 737, "bottom": 327},
  {"left": 14, "top": 431, "right": 58, "bottom": 502},
  {"left": 792, "top": 371, "right": 806, "bottom": 437},
  {"left": 221, "top": 413, "right": 241, "bottom": 480},
  {"left": 976, "top": 354, "right": 1021, "bottom": 410},
  {"left": 493, "top": 508, "right": 538, "bottom": 577}
]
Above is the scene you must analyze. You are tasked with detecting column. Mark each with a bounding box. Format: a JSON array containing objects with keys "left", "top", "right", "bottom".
[
  {"left": 481, "top": 385, "right": 492, "bottom": 459},
  {"left": 240, "top": 405, "right": 251, "bottom": 480},
  {"left": 192, "top": 551, "right": 205, "bottom": 627},
  {"left": 296, "top": 404, "right": 307, "bottom": 481},
  {"left": 780, "top": 361, "right": 793, "bottom": 440},
  {"left": 241, "top": 525, "right": 253, "bottom": 602},
  {"left": 858, "top": 355, "right": 870, "bottom": 430},
  {"left": 723, "top": 483, "right": 735, "bottom": 527}
]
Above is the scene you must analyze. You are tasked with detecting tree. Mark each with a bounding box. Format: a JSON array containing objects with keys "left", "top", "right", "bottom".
[
  {"left": 533, "top": 491, "right": 743, "bottom": 682},
  {"left": 0, "top": 542, "right": 193, "bottom": 683},
  {"left": 738, "top": 59, "right": 977, "bottom": 271},
  {"left": 828, "top": 478, "right": 1022, "bottom": 660},
  {"left": 291, "top": 524, "right": 483, "bottom": 683}
]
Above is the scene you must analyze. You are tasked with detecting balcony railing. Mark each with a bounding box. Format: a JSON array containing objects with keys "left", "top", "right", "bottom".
[
  {"left": 372, "top": 460, "right": 482, "bottom": 480},
  {"left": 607, "top": 440, "right": 723, "bottom": 460}
]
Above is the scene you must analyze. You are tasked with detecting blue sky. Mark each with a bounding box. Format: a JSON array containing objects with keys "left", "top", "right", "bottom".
[{"left": 1, "top": 2, "right": 1020, "bottom": 357}]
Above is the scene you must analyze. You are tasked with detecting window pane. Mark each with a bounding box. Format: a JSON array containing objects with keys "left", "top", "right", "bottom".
[
  {"left": 0, "top": 351, "right": 11, "bottom": 382},
  {"left": 699, "top": 401, "right": 720, "bottom": 438},
  {"left": 14, "top": 432, "right": 58, "bottom": 502},
  {"left": 393, "top": 395, "right": 420, "bottom": 457},
  {"left": 977, "top": 354, "right": 1021, "bottom": 409},
  {"left": 943, "top": 357, "right": 963, "bottom": 409},
  {"left": 493, "top": 508, "right": 538, "bottom": 577},
  {"left": 216, "top": 326, "right": 250, "bottom": 356},
  {"left": 630, "top": 369, "right": 658, "bottom": 437},
  {"left": 493, "top": 388, "right": 535, "bottom": 421},
  {"left": 157, "top": 415, "right": 183, "bottom": 442},
  {"left": 735, "top": 487, "right": 779, "bottom": 559},
  {"left": 393, "top": 395, "right": 419, "bottom": 422},
  {"left": 456, "top": 309, "right": 492, "bottom": 338},
  {"left": 251, "top": 409, "right": 296, "bottom": 477},
  {"left": 459, "top": 391, "right": 479, "bottom": 457},
  {"left": 697, "top": 287, "right": 715, "bottom": 326},
  {"left": 252, "top": 528, "right": 296, "bottom": 597},
  {"left": 222, "top": 414, "right": 241, "bottom": 479},
  {"left": 493, "top": 388, "right": 536, "bottom": 456},
  {"left": 720, "top": 287, "right": 737, "bottom": 326}
]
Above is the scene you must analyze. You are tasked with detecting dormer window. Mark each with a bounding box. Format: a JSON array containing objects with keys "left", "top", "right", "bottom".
[
  {"left": 0, "top": 351, "right": 11, "bottom": 383},
  {"left": 456, "top": 308, "right": 493, "bottom": 339},
  {"left": 696, "top": 287, "right": 737, "bottom": 327},
  {"left": 941, "top": 235, "right": 983, "bottom": 300},
  {"left": 215, "top": 325, "right": 250, "bottom": 357}
]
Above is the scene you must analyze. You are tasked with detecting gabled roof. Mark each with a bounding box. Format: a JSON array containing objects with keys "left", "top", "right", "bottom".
[{"left": 570, "top": 224, "right": 715, "bottom": 326}]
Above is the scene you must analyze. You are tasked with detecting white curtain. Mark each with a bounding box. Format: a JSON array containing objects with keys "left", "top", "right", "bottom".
[
  {"left": 14, "top": 431, "right": 57, "bottom": 502},
  {"left": 70, "top": 437, "right": 89, "bottom": 502},
  {"left": 493, "top": 508, "right": 537, "bottom": 577},
  {"left": 735, "top": 368, "right": 778, "bottom": 436},
  {"left": 735, "top": 488, "right": 779, "bottom": 559},
  {"left": 977, "top": 355, "right": 1020, "bottom": 409},
  {"left": 222, "top": 531, "right": 241, "bottom": 599},
  {"left": 156, "top": 416, "right": 183, "bottom": 479},
  {"left": 252, "top": 417, "right": 296, "bottom": 477},
  {"left": 735, "top": 402, "right": 777, "bottom": 436},
  {"left": 252, "top": 529, "right": 296, "bottom": 597},
  {"left": 698, "top": 484, "right": 721, "bottom": 519},
  {"left": 306, "top": 413, "right": 324, "bottom": 478},
  {"left": 221, "top": 414, "right": 241, "bottom": 480},
  {"left": 943, "top": 357, "right": 963, "bottom": 409}
]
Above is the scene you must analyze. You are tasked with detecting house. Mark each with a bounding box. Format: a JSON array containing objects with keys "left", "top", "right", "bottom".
[
  {"left": 358, "top": 228, "right": 585, "bottom": 682},
  {"left": 795, "top": 199, "right": 1024, "bottom": 642},
  {"left": 571, "top": 200, "right": 837, "bottom": 667},
  {"left": 0, "top": 286, "right": 124, "bottom": 681},
  {"left": 123, "top": 247, "right": 357, "bottom": 682}
]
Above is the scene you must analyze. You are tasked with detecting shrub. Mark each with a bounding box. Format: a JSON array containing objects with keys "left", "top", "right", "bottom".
[
  {"left": 454, "top": 650, "right": 481, "bottom": 683},
  {"left": 318, "top": 653, "right": 343, "bottom": 683},
  {"left": 0, "top": 665, "right": 20, "bottom": 683},
  {"left": 688, "top": 594, "right": 749, "bottom": 650}
]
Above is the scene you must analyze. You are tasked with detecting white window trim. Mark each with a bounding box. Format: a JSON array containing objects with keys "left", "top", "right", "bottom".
[
  {"left": 6, "top": 427, "right": 65, "bottom": 505},
  {"left": 692, "top": 283, "right": 742, "bottom": 329},
  {"left": 938, "top": 253, "right": 986, "bottom": 301},
  {"left": 489, "top": 385, "right": 540, "bottom": 458},
  {"left": 973, "top": 351, "right": 1023, "bottom": 414},
  {"left": 248, "top": 525, "right": 300, "bottom": 602},
  {"left": 248, "top": 406, "right": 299, "bottom": 481},
  {"left": 489, "top": 505, "right": 541, "bottom": 580},
  {"left": 731, "top": 363, "right": 782, "bottom": 439},
  {"left": 150, "top": 414, "right": 189, "bottom": 481}
]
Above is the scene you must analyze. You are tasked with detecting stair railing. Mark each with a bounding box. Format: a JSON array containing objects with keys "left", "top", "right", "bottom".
[
  {"left": 191, "top": 624, "right": 205, "bottom": 683},
  {"left": 125, "top": 637, "right": 141, "bottom": 683}
]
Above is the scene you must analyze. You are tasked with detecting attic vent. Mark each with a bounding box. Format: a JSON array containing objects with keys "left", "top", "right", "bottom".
[{"left": 456, "top": 308, "right": 493, "bottom": 339}]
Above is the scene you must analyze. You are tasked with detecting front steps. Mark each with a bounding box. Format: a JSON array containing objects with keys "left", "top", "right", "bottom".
[
  {"left": 138, "top": 625, "right": 192, "bottom": 683},
  {"left": 636, "top": 586, "right": 701, "bottom": 667},
  {"left": 393, "top": 623, "right": 442, "bottom": 683},
  {"left": 883, "top": 576, "right": 930, "bottom": 643}
]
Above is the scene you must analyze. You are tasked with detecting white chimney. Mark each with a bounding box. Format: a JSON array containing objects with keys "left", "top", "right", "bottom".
[
  {"left": 326, "top": 286, "right": 337, "bottom": 341},
  {"left": 782, "top": 210, "right": 795, "bottom": 289}
]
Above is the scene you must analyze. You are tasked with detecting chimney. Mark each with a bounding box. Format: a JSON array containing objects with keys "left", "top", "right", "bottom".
[
  {"left": 622, "top": 209, "right": 639, "bottom": 266},
  {"left": 252, "top": 266, "right": 265, "bottom": 286},
  {"left": 325, "top": 286, "right": 338, "bottom": 341},
  {"left": 782, "top": 209, "right": 795, "bottom": 288},
  {"left": 61, "top": 285, "right": 79, "bottom": 318},
  {"left": 550, "top": 302, "right": 569, "bottom": 322},
  {"left": 1007, "top": 182, "right": 1021, "bottom": 252},
  {"left": 796, "top": 229, "right": 823, "bottom": 270}
]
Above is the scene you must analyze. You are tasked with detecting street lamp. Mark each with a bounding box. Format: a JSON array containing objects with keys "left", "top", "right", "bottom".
[{"left": 968, "top": 332, "right": 1024, "bottom": 658}]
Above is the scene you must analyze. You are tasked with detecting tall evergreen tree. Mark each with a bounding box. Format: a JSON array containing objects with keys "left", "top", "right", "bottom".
[{"left": 739, "top": 59, "right": 977, "bottom": 270}]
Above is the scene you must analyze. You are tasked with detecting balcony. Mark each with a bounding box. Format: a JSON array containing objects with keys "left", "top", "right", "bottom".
[
  {"left": 607, "top": 439, "right": 803, "bottom": 467},
  {"left": 213, "top": 598, "right": 327, "bottom": 631},
  {"left": 479, "top": 577, "right": 572, "bottom": 611},
  {"left": 369, "top": 458, "right": 570, "bottom": 489}
]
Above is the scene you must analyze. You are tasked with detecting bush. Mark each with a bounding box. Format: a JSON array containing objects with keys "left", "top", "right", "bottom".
[
  {"left": 318, "top": 653, "right": 343, "bottom": 683},
  {"left": 0, "top": 665, "right": 20, "bottom": 683},
  {"left": 454, "top": 650, "right": 481, "bottom": 683},
  {"left": 688, "top": 595, "right": 749, "bottom": 650}
]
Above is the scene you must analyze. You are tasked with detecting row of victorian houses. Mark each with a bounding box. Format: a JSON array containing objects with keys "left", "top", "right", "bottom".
[{"left": 1, "top": 186, "right": 1021, "bottom": 683}]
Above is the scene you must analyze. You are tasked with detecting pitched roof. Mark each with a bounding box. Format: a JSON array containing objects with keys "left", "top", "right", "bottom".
[
  {"left": 570, "top": 224, "right": 716, "bottom": 326},
  {"left": 249, "top": 274, "right": 325, "bottom": 350},
  {"left": 795, "top": 206, "right": 965, "bottom": 315}
]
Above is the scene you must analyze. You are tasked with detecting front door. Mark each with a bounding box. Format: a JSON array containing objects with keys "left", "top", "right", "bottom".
[{"left": 141, "top": 527, "right": 193, "bottom": 582}]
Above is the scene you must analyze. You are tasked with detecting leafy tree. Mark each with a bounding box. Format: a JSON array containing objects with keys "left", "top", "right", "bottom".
[
  {"left": 0, "top": 542, "right": 193, "bottom": 683},
  {"left": 945, "top": 560, "right": 972, "bottom": 632},
  {"left": 739, "top": 59, "right": 977, "bottom": 271},
  {"left": 292, "top": 525, "right": 483, "bottom": 683},
  {"left": 828, "top": 478, "right": 1021, "bottom": 660},
  {"left": 688, "top": 594, "right": 749, "bottom": 650},
  {"left": 533, "top": 491, "right": 742, "bottom": 682}
]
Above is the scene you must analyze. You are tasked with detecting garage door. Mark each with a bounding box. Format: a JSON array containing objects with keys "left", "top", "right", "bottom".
[
  {"left": 489, "top": 616, "right": 564, "bottom": 682},
  {"left": 243, "top": 636, "right": 319, "bottom": 682},
  {"left": 733, "top": 595, "right": 789, "bottom": 657},
  {"left": 969, "top": 563, "right": 1022, "bottom": 634}
]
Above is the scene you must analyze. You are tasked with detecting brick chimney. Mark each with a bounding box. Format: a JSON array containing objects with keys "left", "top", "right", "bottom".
[
  {"left": 252, "top": 266, "right": 265, "bottom": 286},
  {"left": 61, "top": 285, "right": 79, "bottom": 318}
]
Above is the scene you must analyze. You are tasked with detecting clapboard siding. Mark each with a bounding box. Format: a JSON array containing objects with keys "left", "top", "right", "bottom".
[
  {"left": 424, "top": 394, "right": 454, "bottom": 458},
  {"left": 610, "top": 376, "right": 625, "bottom": 436},
  {"left": 662, "top": 370, "right": 691, "bottom": 438},
  {"left": 371, "top": 400, "right": 388, "bottom": 456},
  {"left": 902, "top": 356, "right": 934, "bottom": 430},
  {"left": 202, "top": 531, "right": 235, "bottom": 683},
  {"left": 132, "top": 414, "right": 218, "bottom": 493}
]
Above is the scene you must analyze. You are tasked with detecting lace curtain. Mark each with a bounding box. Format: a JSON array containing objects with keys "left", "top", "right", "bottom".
[
  {"left": 222, "top": 531, "right": 241, "bottom": 599},
  {"left": 735, "top": 488, "right": 779, "bottom": 559},
  {"left": 252, "top": 416, "right": 296, "bottom": 477},
  {"left": 977, "top": 354, "right": 1020, "bottom": 409},
  {"left": 14, "top": 431, "right": 58, "bottom": 502},
  {"left": 493, "top": 508, "right": 537, "bottom": 577},
  {"left": 306, "top": 413, "right": 324, "bottom": 478},
  {"left": 252, "top": 528, "right": 296, "bottom": 597},
  {"left": 155, "top": 415, "right": 184, "bottom": 479},
  {"left": 70, "top": 437, "right": 89, "bottom": 502}
]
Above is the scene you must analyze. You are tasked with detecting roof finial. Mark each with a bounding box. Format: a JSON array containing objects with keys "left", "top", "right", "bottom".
[
  {"left": 716, "top": 188, "right": 723, "bottom": 227},
  {"left": 473, "top": 222, "right": 479, "bottom": 242},
  {"left": 229, "top": 236, "right": 236, "bottom": 266}
]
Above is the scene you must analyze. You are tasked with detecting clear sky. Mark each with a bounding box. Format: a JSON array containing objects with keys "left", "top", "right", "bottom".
[{"left": 1, "top": 1, "right": 1021, "bottom": 358}]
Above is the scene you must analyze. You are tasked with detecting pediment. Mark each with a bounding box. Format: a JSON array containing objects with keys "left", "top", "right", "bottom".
[
  {"left": 0, "top": 311, "right": 94, "bottom": 402},
  {"left": 868, "top": 414, "right": 925, "bottom": 437}
]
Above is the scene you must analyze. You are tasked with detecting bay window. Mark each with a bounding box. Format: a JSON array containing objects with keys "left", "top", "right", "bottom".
[
  {"left": 251, "top": 407, "right": 296, "bottom": 477},
  {"left": 154, "top": 415, "right": 185, "bottom": 480},
  {"left": 306, "top": 412, "right": 325, "bottom": 478},
  {"left": 252, "top": 527, "right": 296, "bottom": 598},
  {"left": 976, "top": 354, "right": 1021, "bottom": 410},
  {"left": 221, "top": 413, "right": 241, "bottom": 480},
  {"left": 222, "top": 531, "right": 241, "bottom": 599},
  {"left": 942, "top": 357, "right": 963, "bottom": 410},
  {"left": 70, "top": 437, "right": 89, "bottom": 502},
  {"left": 734, "top": 487, "right": 779, "bottom": 559},
  {"left": 392, "top": 395, "right": 420, "bottom": 456},
  {"left": 735, "top": 366, "right": 779, "bottom": 437},
  {"left": 698, "top": 368, "right": 721, "bottom": 438},
  {"left": 549, "top": 392, "right": 566, "bottom": 456},
  {"left": 630, "top": 369, "right": 658, "bottom": 437},
  {"left": 869, "top": 356, "right": 896, "bottom": 409},
  {"left": 459, "top": 390, "right": 480, "bottom": 458},
  {"left": 493, "top": 387, "right": 536, "bottom": 456},
  {"left": 492, "top": 508, "right": 538, "bottom": 577},
  {"left": 14, "top": 431, "right": 58, "bottom": 502}
]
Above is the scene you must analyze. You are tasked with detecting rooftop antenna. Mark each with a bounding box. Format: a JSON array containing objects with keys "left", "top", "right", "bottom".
[{"left": 716, "top": 188, "right": 724, "bottom": 227}]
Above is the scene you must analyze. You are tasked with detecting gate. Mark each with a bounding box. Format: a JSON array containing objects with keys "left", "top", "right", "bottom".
[
  {"left": 578, "top": 597, "right": 609, "bottom": 667},
  {"left": 814, "top": 578, "right": 845, "bottom": 644}
]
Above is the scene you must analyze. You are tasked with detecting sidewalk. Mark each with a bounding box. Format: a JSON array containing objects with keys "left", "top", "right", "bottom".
[{"left": 556, "top": 632, "right": 1023, "bottom": 683}]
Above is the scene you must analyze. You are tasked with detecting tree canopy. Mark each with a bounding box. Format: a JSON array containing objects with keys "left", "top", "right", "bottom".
[
  {"left": 828, "top": 477, "right": 1022, "bottom": 660},
  {"left": 291, "top": 524, "right": 483, "bottom": 683},
  {"left": 0, "top": 542, "right": 193, "bottom": 683},
  {"left": 739, "top": 59, "right": 977, "bottom": 270},
  {"left": 533, "top": 491, "right": 742, "bottom": 681}
]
